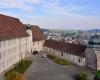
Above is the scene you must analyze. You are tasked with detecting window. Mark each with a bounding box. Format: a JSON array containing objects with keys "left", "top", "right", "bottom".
[
  {"left": 0, "top": 52, "right": 1, "bottom": 59},
  {"left": 82, "top": 58, "right": 85, "bottom": 62},
  {"left": 61, "top": 52, "right": 63, "bottom": 56},
  {"left": 3, "top": 51, "right": 6, "bottom": 57},
  {"left": 2, "top": 62, "right": 4, "bottom": 68},
  {"left": 0, "top": 42, "right": 1, "bottom": 48},
  {"left": 79, "top": 58, "right": 81, "bottom": 63}
]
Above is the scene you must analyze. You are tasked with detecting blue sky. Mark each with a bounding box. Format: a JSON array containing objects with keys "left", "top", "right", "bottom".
[{"left": 0, "top": 0, "right": 100, "bottom": 30}]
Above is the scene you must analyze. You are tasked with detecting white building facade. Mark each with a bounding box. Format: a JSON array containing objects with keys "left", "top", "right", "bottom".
[
  {"left": 0, "top": 14, "right": 33, "bottom": 73},
  {"left": 0, "top": 36, "right": 33, "bottom": 73},
  {"left": 33, "top": 40, "right": 45, "bottom": 51},
  {"left": 43, "top": 40, "right": 86, "bottom": 67},
  {"left": 31, "top": 25, "right": 45, "bottom": 52}
]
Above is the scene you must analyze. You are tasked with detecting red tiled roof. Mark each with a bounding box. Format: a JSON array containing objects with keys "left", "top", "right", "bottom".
[
  {"left": 31, "top": 25, "right": 45, "bottom": 41},
  {"left": 0, "top": 14, "right": 29, "bottom": 41},
  {"left": 43, "top": 40, "right": 86, "bottom": 57}
]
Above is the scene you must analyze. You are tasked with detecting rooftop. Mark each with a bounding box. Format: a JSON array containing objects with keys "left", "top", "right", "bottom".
[
  {"left": 31, "top": 25, "right": 45, "bottom": 41},
  {"left": 43, "top": 40, "right": 86, "bottom": 57},
  {"left": 0, "top": 14, "right": 29, "bottom": 41}
]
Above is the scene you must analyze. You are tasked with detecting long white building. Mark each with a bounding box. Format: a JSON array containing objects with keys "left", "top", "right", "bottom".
[
  {"left": 25, "top": 25, "right": 45, "bottom": 52},
  {"left": 0, "top": 14, "right": 33, "bottom": 73}
]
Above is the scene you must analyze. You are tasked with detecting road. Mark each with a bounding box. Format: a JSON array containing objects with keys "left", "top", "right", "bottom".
[{"left": 24, "top": 53, "right": 94, "bottom": 80}]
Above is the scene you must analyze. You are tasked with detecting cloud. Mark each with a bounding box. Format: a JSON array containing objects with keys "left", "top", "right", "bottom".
[
  {"left": 0, "top": 0, "right": 40, "bottom": 12},
  {"left": 0, "top": 0, "right": 23, "bottom": 8},
  {"left": 23, "top": 0, "right": 41, "bottom": 4},
  {"left": 0, "top": 0, "right": 99, "bottom": 17},
  {"left": 41, "top": 0, "right": 85, "bottom": 16},
  {"left": 0, "top": 0, "right": 100, "bottom": 30},
  {"left": 0, "top": 0, "right": 85, "bottom": 15}
]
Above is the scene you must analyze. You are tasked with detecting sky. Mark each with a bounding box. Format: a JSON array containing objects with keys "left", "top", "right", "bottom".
[{"left": 0, "top": 0, "right": 100, "bottom": 30}]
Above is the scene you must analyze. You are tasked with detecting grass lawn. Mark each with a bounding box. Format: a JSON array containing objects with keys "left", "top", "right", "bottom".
[
  {"left": 95, "top": 70, "right": 100, "bottom": 79},
  {"left": 47, "top": 55, "right": 69, "bottom": 65},
  {"left": 5, "top": 59, "right": 32, "bottom": 80}
]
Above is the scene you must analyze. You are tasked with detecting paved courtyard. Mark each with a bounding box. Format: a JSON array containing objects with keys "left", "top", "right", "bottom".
[{"left": 24, "top": 53, "right": 94, "bottom": 80}]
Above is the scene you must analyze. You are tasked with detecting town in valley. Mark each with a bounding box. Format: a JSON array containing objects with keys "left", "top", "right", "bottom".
[{"left": 0, "top": 0, "right": 100, "bottom": 80}]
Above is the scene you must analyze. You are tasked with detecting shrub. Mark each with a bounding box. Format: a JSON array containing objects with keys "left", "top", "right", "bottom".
[
  {"left": 5, "top": 71, "right": 24, "bottom": 80},
  {"left": 95, "top": 70, "right": 100, "bottom": 79},
  {"left": 15, "top": 73, "right": 24, "bottom": 80},
  {"left": 14, "top": 59, "right": 32, "bottom": 73},
  {"left": 75, "top": 73, "right": 87, "bottom": 80},
  {"left": 5, "top": 59, "right": 32, "bottom": 80}
]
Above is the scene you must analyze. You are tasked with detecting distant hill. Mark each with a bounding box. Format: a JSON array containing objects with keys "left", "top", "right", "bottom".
[
  {"left": 87, "top": 29, "right": 100, "bottom": 33},
  {"left": 41, "top": 28, "right": 49, "bottom": 32},
  {"left": 41, "top": 28, "right": 79, "bottom": 35},
  {"left": 49, "top": 29, "right": 78, "bottom": 33}
]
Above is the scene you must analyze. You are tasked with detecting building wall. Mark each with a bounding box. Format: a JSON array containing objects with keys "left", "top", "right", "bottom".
[
  {"left": 43, "top": 46, "right": 86, "bottom": 66},
  {"left": 61, "top": 52, "right": 86, "bottom": 66},
  {"left": 33, "top": 40, "right": 45, "bottom": 52},
  {"left": 0, "top": 30, "right": 33, "bottom": 73},
  {"left": 26, "top": 29, "right": 33, "bottom": 55},
  {"left": 95, "top": 50, "right": 100, "bottom": 70},
  {"left": 85, "top": 48, "right": 97, "bottom": 70}
]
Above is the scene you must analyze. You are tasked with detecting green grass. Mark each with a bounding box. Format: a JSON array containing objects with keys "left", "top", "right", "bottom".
[
  {"left": 47, "top": 55, "right": 69, "bottom": 65},
  {"left": 14, "top": 59, "right": 32, "bottom": 73},
  {"left": 5, "top": 59, "right": 32, "bottom": 80},
  {"left": 95, "top": 70, "right": 100, "bottom": 78},
  {"left": 75, "top": 73, "right": 87, "bottom": 80}
]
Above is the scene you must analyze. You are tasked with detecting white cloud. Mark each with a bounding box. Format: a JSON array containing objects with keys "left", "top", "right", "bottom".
[
  {"left": 0, "top": 0, "right": 100, "bottom": 30},
  {"left": 0, "top": 0, "right": 87, "bottom": 15},
  {"left": 0, "top": 0, "right": 40, "bottom": 12},
  {"left": 23, "top": 0, "right": 41, "bottom": 4},
  {"left": 0, "top": 0, "right": 23, "bottom": 8},
  {"left": 41, "top": 0, "right": 85, "bottom": 16}
]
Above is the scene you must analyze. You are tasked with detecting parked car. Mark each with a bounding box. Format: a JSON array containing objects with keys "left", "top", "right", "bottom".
[
  {"left": 42, "top": 53, "right": 47, "bottom": 58},
  {"left": 33, "top": 51, "right": 38, "bottom": 55}
]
